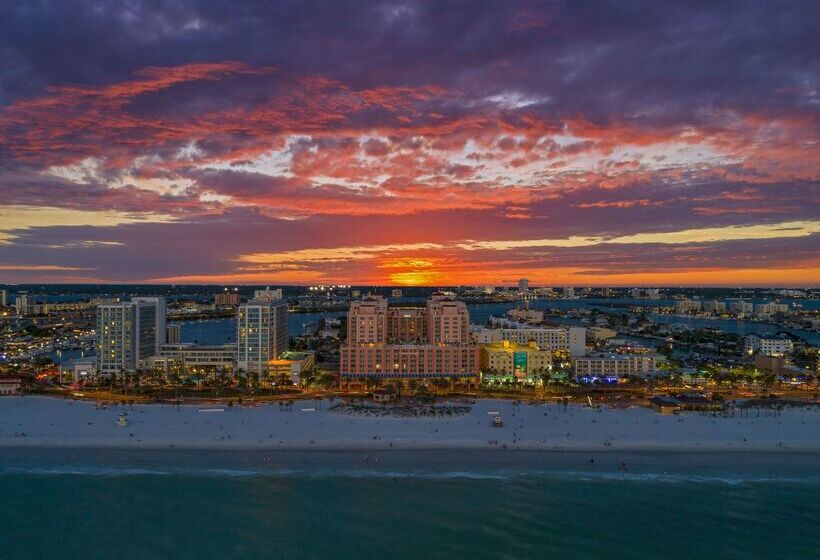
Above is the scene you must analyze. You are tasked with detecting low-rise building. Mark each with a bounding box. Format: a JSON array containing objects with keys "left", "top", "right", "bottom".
[
  {"left": 472, "top": 326, "right": 582, "bottom": 354},
  {"left": 728, "top": 300, "right": 754, "bottom": 315},
  {"left": 267, "top": 351, "right": 315, "bottom": 385},
  {"left": 649, "top": 396, "right": 681, "bottom": 414},
  {"left": 744, "top": 335, "right": 793, "bottom": 356},
  {"left": 214, "top": 292, "right": 241, "bottom": 306},
  {"left": 63, "top": 357, "right": 97, "bottom": 383},
  {"left": 753, "top": 302, "right": 790, "bottom": 317},
  {"left": 675, "top": 298, "right": 702, "bottom": 314},
  {"left": 574, "top": 352, "right": 657, "bottom": 380},
  {"left": 148, "top": 343, "right": 237, "bottom": 377},
  {"left": 480, "top": 341, "right": 552, "bottom": 383},
  {"left": 0, "top": 378, "right": 22, "bottom": 395},
  {"left": 588, "top": 327, "right": 617, "bottom": 342},
  {"left": 506, "top": 308, "right": 544, "bottom": 323},
  {"left": 702, "top": 300, "right": 727, "bottom": 314}
]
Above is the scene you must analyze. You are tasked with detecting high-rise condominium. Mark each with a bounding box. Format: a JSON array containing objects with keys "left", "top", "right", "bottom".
[
  {"left": 236, "top": 298, "right": 288, "bottom": 376},
  {"left": 96, "top": 298, "right": 165, "bottom": 376}
]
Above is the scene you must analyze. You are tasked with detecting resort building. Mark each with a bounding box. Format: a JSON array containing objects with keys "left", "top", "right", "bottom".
[
  {"left": 479, "top": 341, "right": 552, "bottom": 383},
  {"left": 237, "top": 299, "right": 288, "bottom": 376},
  {"left": 744, "top": 335, "right": 793, "bottom": 356},
  {"left": 95, "top": 298, "right": 165, "bottom": 376},
  {"left": 148, "top": 343, "right": 237, "bottom": 377},
  {"left": 574, "top": 352, "right": 657, "bottom": 381},
  {"left": 472, "top": 326, "right": 586, "bottom": 356},
  {"left": 340, "top": 294, "right": 479, "bottom": 384}
]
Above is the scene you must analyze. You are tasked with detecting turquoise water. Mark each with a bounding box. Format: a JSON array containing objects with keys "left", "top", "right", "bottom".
[{"left": 2, "top": 449, "right": 818, "bottom": 559}]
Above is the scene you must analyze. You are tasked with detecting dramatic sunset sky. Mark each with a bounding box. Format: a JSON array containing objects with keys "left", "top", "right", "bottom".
[{"left": 0, "top": 1, "right": 818, "bottom": 286}]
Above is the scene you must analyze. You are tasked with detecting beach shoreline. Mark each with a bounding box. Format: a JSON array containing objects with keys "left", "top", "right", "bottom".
[{"left": 1, "top": 396, "right": 818, "bottom": 453}]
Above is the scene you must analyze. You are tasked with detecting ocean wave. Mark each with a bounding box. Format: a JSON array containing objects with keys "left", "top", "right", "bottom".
[{"left": 1, "top": 465, "right": 819, "bottom": 484}]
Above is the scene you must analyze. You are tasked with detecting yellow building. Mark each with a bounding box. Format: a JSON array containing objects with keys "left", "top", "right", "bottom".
[
  {"left": 267, "top": 351, "right": 315, "bottom": 386},
  {"left": 480, "top": 341, "right": 552, "bottom": 382}
]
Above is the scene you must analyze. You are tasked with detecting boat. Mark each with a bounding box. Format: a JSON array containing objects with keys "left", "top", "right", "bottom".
[
  {"left": 117, "top": 413, "right": 128, "bottom": 427},
  {"left": 492, "top": 415, "right": 503, "bottom": 428}
]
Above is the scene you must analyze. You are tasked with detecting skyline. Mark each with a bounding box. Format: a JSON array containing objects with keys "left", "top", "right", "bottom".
[{"left": 1, "top": 2, "right": 819, "bottom": 286}]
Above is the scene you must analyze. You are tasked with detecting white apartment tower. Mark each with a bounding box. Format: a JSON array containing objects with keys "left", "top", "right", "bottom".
[
  {"left": 237, "top": 299, "right": 288, "bottom": 376},
  {"left": 96, "top": 299, "right": 163, "bottom": 376}
]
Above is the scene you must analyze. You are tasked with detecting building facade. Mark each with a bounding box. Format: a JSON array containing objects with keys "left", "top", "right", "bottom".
[
  {"left": 472, "top": 326, "right": 586, "bottom": 356},
  {"left": 166, "top": 324, "right": 181, "bottom": 344},
  {"left": 506, "top": 308, "right": 544, "bottom": 323},
  {"left": 236, "top": 299, "right": 288, "bottom": 375},
  {"left": 480, "top": 341, "right": 552, "bottom": 382},
  {"left": 744, "top": 335, "right": 793, "bottom": 356},
  {"left": 340, "top": 295, "right": 479, "bottom": 383},
  {"left": 574, "top": 352, "right": 657, "bottom": 380},
  {"left": 214, "top": 292, "right": 241, "bottom": 306},
  {"left": 148, "top": 343, "right": 237, "bottom": 377},
  {"left": 267, "top": 351, "right": 315, "bottom": 385},
  {"left": 96, "top": 299, "right": 163, "bottom": 376}
]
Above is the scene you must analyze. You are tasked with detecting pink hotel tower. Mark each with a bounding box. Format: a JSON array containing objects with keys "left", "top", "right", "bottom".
[{"left": 340, "top": 294, "right": 480, "bottom": 385}]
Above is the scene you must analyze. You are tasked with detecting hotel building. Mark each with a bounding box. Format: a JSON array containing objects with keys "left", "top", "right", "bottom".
[
  {"left": 237, "top": 298, "right": 288, "bottom": 376},
  {"left": 340, "top": 294, "right": 479, "bottom": 384},
  {"left": 480, "top": 341, "right": 552, "bottom": 382},
  {"left": 148, "top": 343, "right": 237, "bottom": 377},
  {"left": 96, "top": 298, "right": 165, "bottom": 376},
  {"left": 574, "top": 352, "right": 657, "bottom": 381},
  {"left": 472, "top": 326, "right": 586, "bottom": 356}
]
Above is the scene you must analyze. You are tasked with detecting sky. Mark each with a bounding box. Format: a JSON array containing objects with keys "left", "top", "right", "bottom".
[{"left": 0, "top": 1, "right": 818, "bottom": 287}]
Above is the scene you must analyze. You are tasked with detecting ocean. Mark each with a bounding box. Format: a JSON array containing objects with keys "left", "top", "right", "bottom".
[{"left": 2, "top": 449, "right": 818, "bottom": 559}]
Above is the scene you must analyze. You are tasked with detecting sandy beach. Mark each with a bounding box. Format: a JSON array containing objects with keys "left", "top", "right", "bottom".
[{"left": 0, "top": 396, "right": 818, "bottom": 451}]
